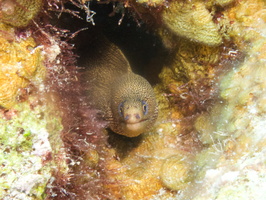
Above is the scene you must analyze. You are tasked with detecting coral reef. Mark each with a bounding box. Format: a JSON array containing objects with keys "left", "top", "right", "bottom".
[
  {"left": 184, "top": 34, "right": 266, "bottom": 199},
  {"left": 152, "top": 0, "right": 266, "bottom": 199},
  {"left": 1, "top": 0, "right": 266, "bottom": 199}
]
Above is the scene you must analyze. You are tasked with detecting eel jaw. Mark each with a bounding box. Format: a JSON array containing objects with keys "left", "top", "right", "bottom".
[
  {"left": 122, "top": 107, "right": 147, "bottom": 137},
  {"left": 119, "top": 119, "right": 148, "bottom": 137},
  {"left": 126, "top": 119, "right": 147, "bottom": 130}
]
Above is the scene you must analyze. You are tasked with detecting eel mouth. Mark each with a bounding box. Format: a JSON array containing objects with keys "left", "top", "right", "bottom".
[
  {"left": 125, "top": 119, "right": 148, "bottom": 133},
  {"left": 125, "top": 118, "right": 147, "bottom": 124},
  {"left": 113, "top": 119, "right": 149, "bottom": 137}
]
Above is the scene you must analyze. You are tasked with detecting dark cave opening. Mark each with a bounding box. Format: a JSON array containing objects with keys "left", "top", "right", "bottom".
[
  {"left": 53, "top": 1, "right": 166, "bottom": 85},
  {"left": 48, "top": 0, "right": 166, "bottom": 165}
]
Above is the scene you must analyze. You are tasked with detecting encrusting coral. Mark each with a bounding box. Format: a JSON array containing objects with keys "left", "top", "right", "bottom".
[
  {"left": 152, "top": 0, "right": 266, "bottom": 199},
  {"left": 214, "top": 0, "right": 235, "bottom": 7},
  {"left": 187, "top": 42, "right": 266, "bottom": 200},
  {"left": 162, "top": 0, "right": 223, "bottom": 46},
  {"left": 0, "top": 23, "right": 45, "bottom": 109},
  {"left": 134, "top": 0, "right": 166, "bottom": 6},
  {"left": 0, "top": 0, "right": 43, "bottom": 27},
  {"left": 160, "top": 154, "right": 194, "bottom": 191}
]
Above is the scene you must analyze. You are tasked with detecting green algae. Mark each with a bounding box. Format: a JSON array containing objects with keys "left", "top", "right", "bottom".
[{"left": 0, "top": 95, "right": 64, "bottom": 199}]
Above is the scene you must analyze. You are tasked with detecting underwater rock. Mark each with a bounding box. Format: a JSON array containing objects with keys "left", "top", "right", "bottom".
[
  {"left": 162, "top": 1, "right": 222, "bottom": 46},
  {"left": 0, "top": 0, "right": 43, "bottom": 27}
]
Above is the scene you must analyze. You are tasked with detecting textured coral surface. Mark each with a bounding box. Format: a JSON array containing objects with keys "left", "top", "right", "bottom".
[
  {"left": 162, "top": 1, "right": 223, "bottom": 46},
  {"left": 0, "top": 0, "right": 43, "bottom": 27},
  {"left": 152, "top": 0, "right": 266, "bottom": 199},
  {"left": 0, "top": 23, "right": 45, "bottom": 109}
]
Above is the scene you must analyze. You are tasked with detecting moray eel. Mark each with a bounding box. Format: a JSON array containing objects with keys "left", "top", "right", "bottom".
[{"left": 81, "top": 37, "right": 158, "bottom": 137}]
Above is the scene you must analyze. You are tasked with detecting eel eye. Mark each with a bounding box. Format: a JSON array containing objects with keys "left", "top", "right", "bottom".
[
  {"left": 142, "top": 101, "right": 148, "bottom": 115},
  {"left": 118, "top": 102, "right": 124, "bottom": 117}
]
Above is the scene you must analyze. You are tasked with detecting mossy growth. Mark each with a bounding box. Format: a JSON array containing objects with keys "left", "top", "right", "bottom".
[{"left": 0, "top": 94, "right": 64, "bottom": 199}]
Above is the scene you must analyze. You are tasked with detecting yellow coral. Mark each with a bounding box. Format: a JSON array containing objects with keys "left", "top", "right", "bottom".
[
  {"left": 194, "top": 0, "right": 266, "bottom": 173},
  {"left": 215, "top": 0, "right": 235, "bottom": 7},
  {"left": 194, "top": 113, "right": 215, "bottom": 144},
  {"left": 0, "top": 0, "right": 42, "bottom": 27},
  {"left": 104, "top": 133, "right": 165, "bottom": 199},
  {"left": 135, "top": 0, "right": 166, "bottom": 6},
  {"left": 162, "top": 1, "right": 222, "bottom": 46},
  {"left": 0, "top": 23, "right": 45, "bottom": 109},
  {"left": 104, "top": 130, "right": 188, "bottom": 199},
  {"left": 160, "top": 154, "right": 194, "bottom": 191},
  {"left": 222, "top": 0, "right": 266, "bottom": 48},
  {"left": 159, "top": 39, "right": 219, "bottom": 96},
  {"left": 123, "top": 164, "right": 163, "bottom": 200}
]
